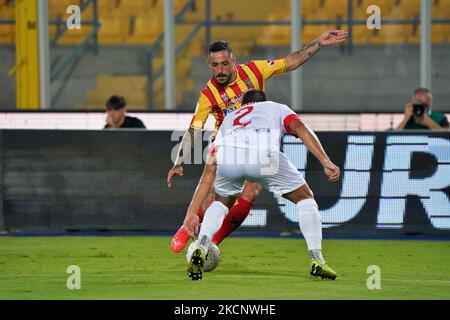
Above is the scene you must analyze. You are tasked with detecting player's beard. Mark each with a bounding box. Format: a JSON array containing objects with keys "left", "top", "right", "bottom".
[{"left": 216, "top": 73, "right": 230, "bottom": 86}]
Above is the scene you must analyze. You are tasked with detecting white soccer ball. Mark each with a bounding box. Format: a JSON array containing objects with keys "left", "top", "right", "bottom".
[{"left": 186, "top": 240, "right": 221, "bottom": 272}]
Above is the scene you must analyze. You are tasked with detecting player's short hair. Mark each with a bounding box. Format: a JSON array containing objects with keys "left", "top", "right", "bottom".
[
  {"left": 106, "top": 95, "right": 126, "bottom": 110},
  {"left": 242, "top": 89, "right": 267, "bottom": 105},
  {"left": 208, "top": 41, "right": 232, "bottom": 56}
]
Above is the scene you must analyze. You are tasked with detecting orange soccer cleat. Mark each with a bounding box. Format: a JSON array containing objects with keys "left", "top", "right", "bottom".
[{"left": 171, "top": 226, "right": 191, "bottom": 253}]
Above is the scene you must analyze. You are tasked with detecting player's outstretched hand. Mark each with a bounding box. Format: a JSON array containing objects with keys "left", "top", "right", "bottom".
[
  {"left": 183, "top": 214, "right": 199, "bottom": 238},
  {"left": 319, "top": 30, "right": 348, "bottom": 46},
  {"left": 323, "top": 160, "right": 340, "bottom": 182},
  {"left": 167, "top": 165, "right": 184, "bottom": 188}
]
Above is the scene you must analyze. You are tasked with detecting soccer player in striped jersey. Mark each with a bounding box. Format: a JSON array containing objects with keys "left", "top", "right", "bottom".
[{"left": 168, "top": 30, "right": 348, "bottom": 253}]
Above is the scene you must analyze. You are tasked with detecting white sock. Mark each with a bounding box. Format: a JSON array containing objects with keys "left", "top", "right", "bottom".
[
  {"left": 197, "top": 201, "right": 229, "bottom": 252},
  {"left": 297, "top": 199, "right": 325, "bottom": 264}
]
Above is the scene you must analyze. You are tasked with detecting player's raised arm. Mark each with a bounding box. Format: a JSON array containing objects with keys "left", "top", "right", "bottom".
[
  {"left": 288, "top": 119, "right": 340, "bottom": 182},
  {"left": 285, "top": 30, "right": 348, "bottom": 72}
]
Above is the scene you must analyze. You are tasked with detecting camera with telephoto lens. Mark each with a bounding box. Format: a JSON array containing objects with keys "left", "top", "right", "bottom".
[{"left": 412, "top": 102, "right": 425, "bottom": 117}]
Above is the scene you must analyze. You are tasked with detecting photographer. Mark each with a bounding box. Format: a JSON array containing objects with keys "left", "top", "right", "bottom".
[{"left": 396, "top": 88, "right": 449, "bottom": 131}]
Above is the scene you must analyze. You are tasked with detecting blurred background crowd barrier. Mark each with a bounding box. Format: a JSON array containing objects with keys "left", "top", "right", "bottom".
[{"left": 0, "top": 130, "right": 448, "bottom": 237}]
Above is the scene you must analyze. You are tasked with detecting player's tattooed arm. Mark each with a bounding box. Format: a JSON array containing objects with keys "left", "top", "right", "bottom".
[
  {"left": 173, "top": 128, "right": 196, "bottom": 167},
  {"left": 168, "top": 128, "right": 202, "bottom": 188},
  {"left": 285, "top": 39, "right": 322, "bottom": 71},
  {"left": 285, "top": 30, "right": 347, "bottom": 71}
]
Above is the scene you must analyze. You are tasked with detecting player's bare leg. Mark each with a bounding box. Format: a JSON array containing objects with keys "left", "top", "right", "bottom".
[
  {"left": 212, "top": 181, "right": 262, "bottom": 245},
  {"left": 283, "top": 183, "right": 337, "bottom": 280}
]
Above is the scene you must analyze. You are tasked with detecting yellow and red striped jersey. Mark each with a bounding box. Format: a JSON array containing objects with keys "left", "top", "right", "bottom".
[{"left": 190, "top": 58, "right": 287, "bottom": 132}]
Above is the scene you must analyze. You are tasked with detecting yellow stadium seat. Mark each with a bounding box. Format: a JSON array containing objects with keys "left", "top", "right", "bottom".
[
  {"left": 176, "top": 24, "right": 205, "bottom": 47},
  {"left": 367, "top": 25, "right": 410, "bottom": 44},
  {"left": 431, "top": 24, "right": 449, "bottom": 43},
  {"left": 150, "top": 58, "right": 191, "bottom": 77},
  {"left": 384, "top": 5, "right": 408, "bottom": 19},
  {"left": 0, "top": 22, "right": 14, "bottom": 44},
  {"left": 118, "top": 0, "right": 155, "bottom": 15},
  {"left": 398, "top": 0, "right": 421, "bottom": 17},
  {"left": 98, "top": 15, "right": 129, "bottom": 44},
  {"left": 408, "top": 24, "right": 449, "bottom": 44},
  {"left": 126, "top": 13, "right": 161, "bottom": 45},
  {"left": 351, "top": 25, "right": 370, "bottom": 44},
  {"left": 433, "top": 0, "right": 450, "bottom": 18},
  {"left": 356, "top": 0, "right": 394, "bottom": 12},
  {"left": 97, "top": 0, "right": 120, "bottom": 13},
  {"left": 48, "top": 0, "right": 82, "bottom": 19},
  {"left": 321, "top": 0, "right": 349, "bottom": 18},
  {"left": 301, "top": 0, "right": 321, "bottom": 14},
  {"left": 58, "top": 26, "right": 94, "bottom": 45},
  {"left": 0, "top": 2, "right": 15, "bottom": 19},
  {"left": 255, "top": 25, "right": 290, "bottom": 46},
  {"left": 85, "top": 76, "right": 148, "bottom": 109},
  {"left": 209, "top": 25, "right": 261, "bottom": 43},
  {"left": 303, "top": 24, "right": 338, "bottom": 42}
]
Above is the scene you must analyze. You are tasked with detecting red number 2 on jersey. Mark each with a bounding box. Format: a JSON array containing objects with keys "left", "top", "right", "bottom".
[{"left": 233, "top": 106, "right": 254, "bottom": 127}]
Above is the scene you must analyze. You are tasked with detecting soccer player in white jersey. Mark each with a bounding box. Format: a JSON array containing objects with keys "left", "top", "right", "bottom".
[{"left": 183, "top": 89, "right": 340, "bottom": 281}]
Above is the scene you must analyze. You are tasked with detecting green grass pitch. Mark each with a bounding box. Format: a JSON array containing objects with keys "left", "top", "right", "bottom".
[{"left": 0, "top": 236, "right": 449, "bottom": 300}]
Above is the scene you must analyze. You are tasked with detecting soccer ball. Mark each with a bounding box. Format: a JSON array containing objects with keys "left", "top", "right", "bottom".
[{"left": 186, "top": 240, "right": 221, "bottom": 272}]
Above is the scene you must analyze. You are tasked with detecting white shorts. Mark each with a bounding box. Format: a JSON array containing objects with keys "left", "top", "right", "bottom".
[{"left": 214, "top": 146, "right": 306, "bottom": 197}]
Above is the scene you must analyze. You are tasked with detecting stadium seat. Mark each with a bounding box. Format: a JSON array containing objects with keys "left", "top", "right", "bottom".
[
  {"left": 301, "top": 0, "right": 321, "bottom": 15},
  {"left": 367, "top": 25, "right": 410, "bottom": 45},
  {"left": 48, "top": 0, "right": 82, "bottom": 19},
  {"left": 397, "top": 0, "right": 421, "bottom": 18},
  {"left": 98, "top": 15, "right": 129, "bottom": 44},
  {"left": 433, "top": 0, "right": 450, "bottom": 18},
  {"left": 255, "top": 25, "right": 290, "bottom": 46},
  {"left": 126, "top": 13, "right": 161, "bottom": 45},
  {"left": 0, "top": 22, "right": 14, "bottom": 44},
  {"left": 84, "top": 76, "right": 148, "bottom": 109},
  {"left": 384, "top": 5, "right": 408, "bottom": 19},
  {"left": 0, "top": 2, "right": 14, "bottom": 44},
  {"left": 405, "top": 23, "right": 448, "bottom": 44},
  {"left": 175, "top": 24, "right": 204, "bottom": 47},
  {"left": 356, "top": 0, "right": 394, "bottom": 13},
  {"left": 351, "top": 25, "right": 370, "bottom": 45},
  {"left": 321, "top": 0, "right": 348, "bottom": 19},
  {"left": 97, "top": 0, "right": 120, "bottom": 13},
  {"left": 210, "top": 25, "right": 261, "bottom": 43},
  {"left": 117, "top": 0, "right": 155, "bottom": 15},
  {"left": 303, "top": 24, "right": 338, "bottom": 43},
  {"left": 58, "top": 26, "right": 94, "bottom": 45}
]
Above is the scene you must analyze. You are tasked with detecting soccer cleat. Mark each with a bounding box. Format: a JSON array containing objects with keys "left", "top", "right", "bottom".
[
  {"left": 187, "top": 247, "right": 206, "bottom": 280},
  {"left": 171, "top": 226, "right": 190, "bottom": 253},
  {"left": 310, "top": 260, "right": 337, "bottom": 280}
]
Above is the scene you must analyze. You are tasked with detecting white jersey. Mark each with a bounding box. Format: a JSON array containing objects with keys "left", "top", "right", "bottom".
[{"left": 214, "top": 101, "right": 300, "bottom": 151}]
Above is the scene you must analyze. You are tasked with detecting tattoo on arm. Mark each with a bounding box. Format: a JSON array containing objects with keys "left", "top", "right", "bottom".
[
  {"left": 287, "top": 39, "right": 322, "bottom": 71},
  {"left": 174, "top": 128, "right": 198, "bottom": 166}
]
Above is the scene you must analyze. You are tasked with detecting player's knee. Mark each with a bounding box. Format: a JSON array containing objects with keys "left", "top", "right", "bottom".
[{"left": 241, "top": 183, "right": 262, "bottom": 202}]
